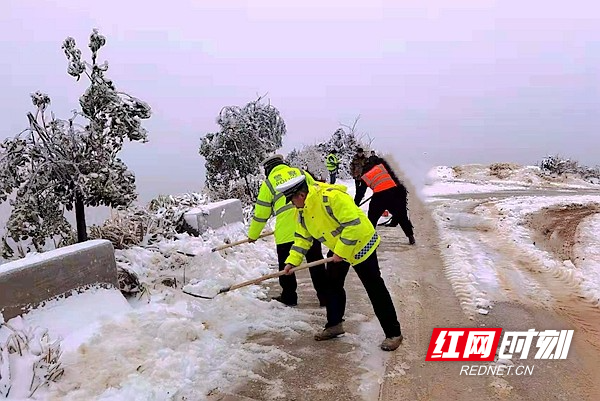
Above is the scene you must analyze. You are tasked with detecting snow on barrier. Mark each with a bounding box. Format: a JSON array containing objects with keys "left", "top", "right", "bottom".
[
  {"left": 183, "top": 198, "right": 244, "bottom": 235},
  {"left": 0, "top": 239, "right": 118, "bottom": 320}
]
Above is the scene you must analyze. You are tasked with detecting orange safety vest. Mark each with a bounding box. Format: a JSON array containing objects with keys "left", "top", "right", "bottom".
[{"left": 362, "top": 164, "right": 397, "bottom": 193}]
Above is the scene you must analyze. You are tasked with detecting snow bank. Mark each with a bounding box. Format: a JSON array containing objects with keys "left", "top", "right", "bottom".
[
  {"left": 46, "top": 294, "right": 311, "bottom": 400},
  {"left": 573, "top": 214, "right": 600, "bottom": 303},
  {"left": 0, "top": 222, "right": 320, "bottom": 400},
  {"left": 424, "top": 163, "right": 600, "bottom": 197},
  {"left": 21, "top": 287, "right": 131, "bottom": 352},
  {"left": 495, "top": 195, "right": 600, "bottom": 304}
]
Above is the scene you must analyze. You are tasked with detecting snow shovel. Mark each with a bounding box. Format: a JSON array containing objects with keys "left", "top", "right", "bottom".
[
  {"left": 211, "top": 230, "right": 274, "bottom": 252},
  {"left": 359, "top": 195, "right": 372, "bottom": 206},
  {"left": 183, "top": 256, "right": 335, "bottom": 299}
]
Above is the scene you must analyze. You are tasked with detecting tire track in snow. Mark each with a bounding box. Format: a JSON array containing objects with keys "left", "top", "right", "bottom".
[{"left": 430, "top": 199, "right": 514, "bottom": 318}]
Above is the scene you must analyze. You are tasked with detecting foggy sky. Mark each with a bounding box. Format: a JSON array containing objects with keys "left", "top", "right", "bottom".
[{"left": 1, "top": 0, "right": 599, "bottom": 203}]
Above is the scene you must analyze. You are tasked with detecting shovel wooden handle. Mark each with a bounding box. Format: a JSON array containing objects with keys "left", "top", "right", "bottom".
[
  {"left": 211, "top": 230, "right": 275, "bottom": 252},
  {"left": 227, "top": 256, "right": 335, "bottom": 292},
  {"left": 359, "top": 195, "right": 372, "bottom": 206}
]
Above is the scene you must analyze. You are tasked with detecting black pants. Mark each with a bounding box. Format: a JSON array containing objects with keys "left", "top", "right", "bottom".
[
  {"left": 276, "top": 241, "right": 327, "bottom": 304},
  {"left": 354, "top": 180, "right": 367, "bottom": 205},
  {"left": 329, "top": 170, "right": 337, "bottom": 184},
  {"left": 324, "top": 250, "right": 401, "bottom": 338},
  {"left": 368, "top": 187, "right": 414, "bottom": 237}
]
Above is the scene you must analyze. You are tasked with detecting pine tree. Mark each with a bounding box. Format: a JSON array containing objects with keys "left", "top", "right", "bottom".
[{"left": 0, "top": 30, "right": 151, "bottom": 249}]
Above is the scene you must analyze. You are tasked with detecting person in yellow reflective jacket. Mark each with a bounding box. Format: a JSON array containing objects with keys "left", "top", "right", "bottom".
[
  {"left": 325, "top": 149, "right": 339, "bottom": 184},
  {"left": 247, "top": 155, "right": 327, "bottom": 307},
  {"left": 275, "top": 174, "right": 403, "bottom": 351}
]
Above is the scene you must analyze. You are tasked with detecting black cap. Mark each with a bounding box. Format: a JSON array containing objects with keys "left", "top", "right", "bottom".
[{"left": 262, "top": 154, "right": 284, "bottom": 174}]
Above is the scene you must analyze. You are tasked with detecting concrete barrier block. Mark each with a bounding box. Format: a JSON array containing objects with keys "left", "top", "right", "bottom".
[
  {"left": 0, "top": 239, "right": 118, "bottom": 320},
  {"left": 183, "top": 199, "right": 244, "bottom": 235}
]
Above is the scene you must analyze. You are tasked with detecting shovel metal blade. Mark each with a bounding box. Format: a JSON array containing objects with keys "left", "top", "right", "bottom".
[
  {"left": 183, "top": 286, "right": 230, "bottom": 300},
  {"left": 182, "top": 290, "right": 217, "bottom": 299}
]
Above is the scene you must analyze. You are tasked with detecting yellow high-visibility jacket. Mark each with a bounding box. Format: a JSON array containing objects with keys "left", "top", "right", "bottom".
[
  {"left": 285, "top": 182, "right": 380, "bottom": 266},
  {"left": 248, "top": 165, "right": 315, "bottom": 244},
  {"left": 326, "top": 153, "right": 339, "bottom": 172}
]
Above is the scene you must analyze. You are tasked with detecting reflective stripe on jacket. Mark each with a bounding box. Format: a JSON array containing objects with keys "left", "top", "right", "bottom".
[
  {"left": 285, "top": 182, "right": 380, "bottom": 266},
  {"left": 362, "top": 164, "right": 397, "bottom": 193},
  {"left": 248, "top": 165, "right": 315, "bottom": 244},
  {"left": 326, "top": 153, "right": 339, "bottom": 171}
]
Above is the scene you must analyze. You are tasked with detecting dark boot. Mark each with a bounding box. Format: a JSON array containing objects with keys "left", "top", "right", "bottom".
[
  {"left": 408, "top": 235, "right": 415, "bottom": 245},
  {"left": 273, "top": 296, "right": 297, "bottom": 307}
]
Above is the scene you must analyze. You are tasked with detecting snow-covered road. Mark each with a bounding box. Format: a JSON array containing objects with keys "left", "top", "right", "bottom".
[{"left": 2, "top": 165, "right": 600, "bottom": 400}]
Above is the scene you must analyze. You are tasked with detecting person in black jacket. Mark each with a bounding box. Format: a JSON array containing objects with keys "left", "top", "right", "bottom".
[
  {"left": 350, "top": 147, "right": 368, "bottom": 205},
  {"left": 361, "top": 157, "right": 415, "bottom": 244}
]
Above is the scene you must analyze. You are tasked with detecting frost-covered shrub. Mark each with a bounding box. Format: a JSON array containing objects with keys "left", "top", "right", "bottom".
[
  {"left": 89, "top": 192, "right": 209, "bottom": 248},
  {"left": 0, "top": 322, "right": 63, "bottom": 397},
  {"left": 539, "top": 155, "right": 580, "bottom": 176},
  {"left": 538, "top": 155, "right": 600, "bottom": 183}
]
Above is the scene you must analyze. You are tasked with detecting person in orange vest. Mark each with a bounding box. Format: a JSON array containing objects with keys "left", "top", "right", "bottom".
[{"left": 361, "top": 157, "right": 415, "bottom": 245}]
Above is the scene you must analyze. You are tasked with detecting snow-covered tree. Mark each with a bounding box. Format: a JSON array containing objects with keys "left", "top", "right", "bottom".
[
  {"left": 0, "top": 30, "right": 151, "bottom": 248},
  {"left": 286, "top": 145, "right": 328, "bottom": 181},
  {"left": 199, "top": 96, "right": 286, "bottom": 202},
  {"left": 286, "top": 117, "right": 373, "bottom": 180}
]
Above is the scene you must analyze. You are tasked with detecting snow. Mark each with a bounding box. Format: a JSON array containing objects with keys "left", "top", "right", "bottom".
[
  {"left": 0, "top": 240, "right": 111, "bottom": 274},
  {"left": 0, "top": 288, "right": 128, "bottom": 399},
  {"left": 573, "top": 214, "right": 600, "bottom": 302},
  {"left": 2, "top": 164, "right": 599, "bottom": 399},
  {"left": 197, "top": 198, "right": 240, "bottom": 209},
  {"left": 20, "top": 287, "right": 131, "bottom": 352},
  {"left": 494, "top": 195, "right": 600, "bottom": 305},
  {"left": 424, "top": 163, "right": 600, "bottom": 197},
  {"left": 0, "top": 222, "right": 319, "bottom": 400},
  {"left": 0, "top": 178, "right": 383, "bottom": 400},
  {"left": 427, "top": 164, "right": 600, "bottom": 316}
]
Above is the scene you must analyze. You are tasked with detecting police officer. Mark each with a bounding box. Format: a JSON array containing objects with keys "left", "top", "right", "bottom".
[
  {"left": 325, "top": 149, "right": 340, "bottom": 184},
  {"left": 276, "top": 175, "right": 403, "bottom": 351},
  {"left": 248, "top": 155, "right": 327, "bottom": 306}
]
